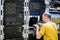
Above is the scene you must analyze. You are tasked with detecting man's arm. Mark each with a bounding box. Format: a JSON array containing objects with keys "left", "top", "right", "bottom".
[
  {"left": 34, "top": 24, "right": 45, "bottom": 39},
  {"left": 36, "top": 28, "right": 43, "bottom": 39}
]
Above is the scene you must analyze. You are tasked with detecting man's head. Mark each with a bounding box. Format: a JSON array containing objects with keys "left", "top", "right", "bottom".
[{"left": 42, "top": 12, "right": 51, "bottom": 22}]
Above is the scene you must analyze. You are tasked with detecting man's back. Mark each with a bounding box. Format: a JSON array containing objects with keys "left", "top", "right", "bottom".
[{"left": 39, "top": 21, "right": 58, "bottom": 40}]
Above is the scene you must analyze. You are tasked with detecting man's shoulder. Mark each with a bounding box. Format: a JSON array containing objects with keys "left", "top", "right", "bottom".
[
  {"left": 50, "top": 21, "right": 56, "bottom": 25},
  {"left": 43, "top": 21, "right": 56, "bottom": 26}
]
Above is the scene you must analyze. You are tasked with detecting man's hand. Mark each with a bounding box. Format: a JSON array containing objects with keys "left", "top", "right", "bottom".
[
  {"left": 33, "top": 24, "right": 40, "bottom": 30},
  {"left": 33, "top": 24, "right": 43, "bottom": 39}
]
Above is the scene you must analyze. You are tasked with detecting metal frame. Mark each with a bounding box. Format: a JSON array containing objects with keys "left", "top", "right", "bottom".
[
  {"left": 0, "top": 0, "right": 4, "bottom": 40},
  {"left": 23, "top": 0, "right": 30, "bottom": 40},
  {"left": 45, "top": 0, "right": 50, "bottom": 13}
]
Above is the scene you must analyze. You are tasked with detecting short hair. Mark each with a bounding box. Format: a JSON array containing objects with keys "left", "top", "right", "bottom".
[{"left": 43, "top": 12, "right": 51, "bottom": 19}]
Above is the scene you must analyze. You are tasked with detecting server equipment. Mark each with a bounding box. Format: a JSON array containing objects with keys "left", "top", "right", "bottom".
[{"left": 3, "top": 0, "right": 24, "bottom": 40}]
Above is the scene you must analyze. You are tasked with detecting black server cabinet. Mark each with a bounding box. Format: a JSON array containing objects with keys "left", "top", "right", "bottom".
[{"left": 3, "top": 0, "right": 24, "bottom": 40}]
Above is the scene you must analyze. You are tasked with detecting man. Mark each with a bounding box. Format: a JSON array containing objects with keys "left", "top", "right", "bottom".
[{"left": 34, "top": 13, "right": 58, "bottom": 40}]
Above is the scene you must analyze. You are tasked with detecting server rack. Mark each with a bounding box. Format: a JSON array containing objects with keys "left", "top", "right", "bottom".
[{"left": 3, "top": 0, "right": 24, "bottom": 40}]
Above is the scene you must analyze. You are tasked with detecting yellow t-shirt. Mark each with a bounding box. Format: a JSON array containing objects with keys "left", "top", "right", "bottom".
[{"left": 39, "top": 21, "right": 58, "bottom": 40}]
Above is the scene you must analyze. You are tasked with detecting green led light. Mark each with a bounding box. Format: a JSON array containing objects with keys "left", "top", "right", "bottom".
[
  {"left": 19, "top": 13, "right": 22, "bottom": 18},
  {"left": 18, "top": 26, "right": 23, "bottom": 32}
]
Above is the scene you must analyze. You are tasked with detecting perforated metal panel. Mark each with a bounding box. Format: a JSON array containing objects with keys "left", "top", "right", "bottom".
[
  {"left": 4, "top": 1, "right": 24, "bottom": 26},
  {"left": 3, "top": 0, "right": 24, "bottom": 40},
  {"left": 29, "top": 0, "right": 45, "bottom": 15},
  {"left": 4, "top": 2, "right": 16, "bottom": 15}
]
